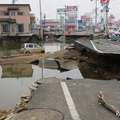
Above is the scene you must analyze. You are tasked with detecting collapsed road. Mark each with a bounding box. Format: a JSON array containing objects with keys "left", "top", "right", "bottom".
[{"left": 0, "top": 44, "right": 120, "bottom": 119}]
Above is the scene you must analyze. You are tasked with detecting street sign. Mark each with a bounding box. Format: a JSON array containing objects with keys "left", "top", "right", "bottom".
[
  {"left": 57, "top": 8, "right": 65, "bottom": 13},
  {"left": 66, "top": 6, "right": 78, "bottom": 12},
  {"left": 78, "top": 20, "right": 83, "bottom": 24},
  {"left": 101, "top": 18, "right": 104, "bottom": 22}
]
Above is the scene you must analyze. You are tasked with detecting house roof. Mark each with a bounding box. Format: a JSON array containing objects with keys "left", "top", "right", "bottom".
[{"left": 0, "top": 4, "right": 31, "bottom": 11}]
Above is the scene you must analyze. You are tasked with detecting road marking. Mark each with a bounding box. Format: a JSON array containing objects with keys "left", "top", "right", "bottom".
[
  {"left": 90, "top": 40, "right": 103, "bottom": 53},
  {"left": 61, "top": 82, "right": 81, "bottom": 120},
  {"left": 76, "top": 40, "right": 103, "bottom": 53}
]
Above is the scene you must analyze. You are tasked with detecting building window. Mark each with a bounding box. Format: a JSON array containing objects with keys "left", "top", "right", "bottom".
[
  {"left": 29, "top": 44, "right": 33, "bottom": 48},
  {"left": 3, "top": 11, "right": 9, "bottom": 16},
  {"left": 0, "top": 11, "right": 9, "bottom": 16},
  {"left": 11, "top": 12, "right": 15, "bottom": 16},
  {"left": 18, "top": 12, "right": 24, "bottom": 16},
  {"left": 18, "top": 24, "right": 24, "bottom": 32},
  {"left": 1, "top": 24, "right": 9, "bottom": 32}
]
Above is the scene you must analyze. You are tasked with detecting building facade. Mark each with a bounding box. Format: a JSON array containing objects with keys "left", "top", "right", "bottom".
[{"left": 0, "top": 4, "right": 31, "bottom": 36}]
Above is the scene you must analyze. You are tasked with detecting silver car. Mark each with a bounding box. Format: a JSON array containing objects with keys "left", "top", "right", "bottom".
[{"left": 20, "top": 43, "right": 45, "bottom": 54}]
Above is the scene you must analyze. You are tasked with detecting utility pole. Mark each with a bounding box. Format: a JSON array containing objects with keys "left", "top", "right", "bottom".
[
  {"left": 63, "top": 5, "right": 66, "bottom": 42},
  {"left": 95, "top": 0, "right": 98, "bottom": 27},
  {"left": 91, "top": 0, "right": 98, "bottom": 27},
  {"left": 105, "top": 2, "right": 109, "bottom": 36},
  {"left": 43, "top": 14, "right": 46, "bottom": 40},
  {"left": 39, "top": 0, "right": 43, "bottom": 40},
  {"left": 100, "top": 0, "right": 110, "bottom": 36}
]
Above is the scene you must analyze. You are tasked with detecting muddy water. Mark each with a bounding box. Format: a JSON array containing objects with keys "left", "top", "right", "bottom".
[
  {"left": 0, "top": 65, "right": 83, "bottom": 110},
  {"left": 0, "top": 42, "right": 83, "bottom": 110}
]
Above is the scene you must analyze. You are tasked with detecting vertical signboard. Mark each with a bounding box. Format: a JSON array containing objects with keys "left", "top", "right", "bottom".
[
  {"left": 66, "top": 6, "right": 78, "bottom": 18},
  {"left": 30, "top": 13, "right": 36, "bottom": 23},
  {"left": 66, "top": 6, "right": 78, "bottom": 30}
]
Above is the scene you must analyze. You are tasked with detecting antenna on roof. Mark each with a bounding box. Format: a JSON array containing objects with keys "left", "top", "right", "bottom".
[{"left": 12, "top": 0, "right": 17, "bottom": 4}]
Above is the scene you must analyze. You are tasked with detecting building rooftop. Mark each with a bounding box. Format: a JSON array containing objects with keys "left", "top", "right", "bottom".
[{"left": 0, "top": 4, "right": 31, "bottom": 11}]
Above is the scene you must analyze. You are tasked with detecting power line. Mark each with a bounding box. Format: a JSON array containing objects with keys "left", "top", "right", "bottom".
[
  {"left": 109, "top": 0, "right": 119, "bottom": 3},
  {"left": 42, "top": 0, "right": 54, "bottom": 12}
]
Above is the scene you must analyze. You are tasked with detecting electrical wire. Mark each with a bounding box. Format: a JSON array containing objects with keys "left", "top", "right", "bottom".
[{"left": 42, "top": 0, "right": 54, "bottom": 12}]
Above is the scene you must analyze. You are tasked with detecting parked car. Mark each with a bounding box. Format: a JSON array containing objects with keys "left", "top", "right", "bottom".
[
  {"left": 20, "top": 43, "right": 45, "bottom": 54},
  {"left": 108, "top": 28, "right": 119, "bottom": 37},
  {"left": 113, "top": 28, "right": 120, "bottom": 36},
  {"left": 78, "top": 26, "right": 83, "bottom": 32},
  {"left": 94, "top": 28, "right": 100, "bottom": 33},
  {"left": 44, "top": 28, "right": 50, "bottom": 32}
]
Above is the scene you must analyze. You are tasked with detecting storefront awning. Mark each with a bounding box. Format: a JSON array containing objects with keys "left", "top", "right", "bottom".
[
  {"left": 66, "top": 25, "right": 76, "bottom": 27},
  {"left": 39, "top": 25, "right": 54, "bottom": 28}
]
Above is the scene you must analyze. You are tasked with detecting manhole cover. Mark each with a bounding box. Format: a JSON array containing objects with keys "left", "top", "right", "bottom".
[{"left": 10, "top": 108, "right": 64, "bottom": 120}]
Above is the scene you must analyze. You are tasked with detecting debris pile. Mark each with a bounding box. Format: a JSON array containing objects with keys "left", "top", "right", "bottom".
[{"left": 0, "top": 95, "right": 30, "bottom": 120}]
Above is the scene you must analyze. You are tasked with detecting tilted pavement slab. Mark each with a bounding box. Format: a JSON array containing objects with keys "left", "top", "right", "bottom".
[{"left": 75, "top": 39, "right": 120, "bottom": 55}]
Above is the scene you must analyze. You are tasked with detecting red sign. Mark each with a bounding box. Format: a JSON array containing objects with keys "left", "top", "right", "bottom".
[
  {"left": 81, "top": 16, "right": 86, "bottom": 19},
  {"left": 66, "top": 6, "right": 78, "bottom": 12},
  {"left": 109, "top": 14, "right": 115, "bottom": 19},
  {"left": 108, "top": 23, "right": 112, "bottom": 26},
  {"left": 100, "top": 0, "right": 110, "bottom": 3}
]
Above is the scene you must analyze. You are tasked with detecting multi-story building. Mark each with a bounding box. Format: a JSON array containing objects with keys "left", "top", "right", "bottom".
[{"left": 0, "top": 4, "right": 31, "bottom": 36}]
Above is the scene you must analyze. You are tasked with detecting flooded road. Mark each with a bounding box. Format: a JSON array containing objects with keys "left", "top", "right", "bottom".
[
  {"left": 0, "top": 64, "right": 83, "bottom": 109},
  {"left": 0, "top": 42, "right": 83, "bottom": 110},
  {"left": 0, "top": 41, "right": 115, "bottom": 110}
]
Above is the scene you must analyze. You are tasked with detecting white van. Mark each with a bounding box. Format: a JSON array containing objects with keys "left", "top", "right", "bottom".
[{"left": 20, "top": 43, "right": 44, "bottom": 54}]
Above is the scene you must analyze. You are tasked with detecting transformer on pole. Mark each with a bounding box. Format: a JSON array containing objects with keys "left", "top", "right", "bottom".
[{"left": 12, "top": 0, "right": 17, "bottom": 4}]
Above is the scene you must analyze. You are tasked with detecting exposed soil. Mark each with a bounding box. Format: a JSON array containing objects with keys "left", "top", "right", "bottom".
[
  {"left": 0, "top": 35, "right": 41, "bottom": 46},
  {"left": 78, "top": 50, "right": 120, "bottom": 80}
]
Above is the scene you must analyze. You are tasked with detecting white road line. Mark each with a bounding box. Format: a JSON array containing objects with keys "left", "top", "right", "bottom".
[
  {"left": 76, "top": 40, "right": 103, "bottom": 53},
  {"left": 61, "top": 82, "right": 81, "bottom": 120},
  {"left": 90, "top": 40, "right": 103, "bottom": 53}
]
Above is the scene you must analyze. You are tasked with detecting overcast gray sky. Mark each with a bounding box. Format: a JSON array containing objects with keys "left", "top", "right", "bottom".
[{"left": 0, "top": 0, "right": 120, "bottom": 20}]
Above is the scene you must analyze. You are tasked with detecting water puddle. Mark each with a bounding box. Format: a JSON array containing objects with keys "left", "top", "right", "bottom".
[
  {"left": 43, "top": 42, "right": 65, "bottom": 53},
  {"left": 0, "top": 61, "right": 83, "bottom": 109}
]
